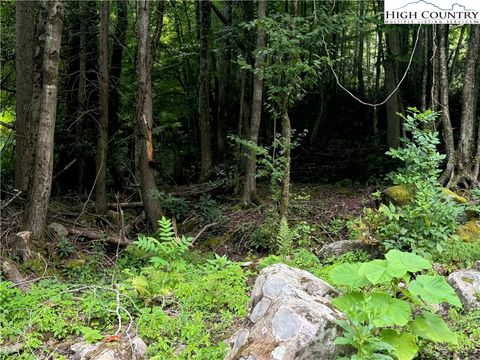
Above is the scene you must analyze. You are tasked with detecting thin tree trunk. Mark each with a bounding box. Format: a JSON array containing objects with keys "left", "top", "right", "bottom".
[
  {"left": 14, "top": 0, "right": 36, "bottom": 193},
  {"left": 384, "top": 29, "right": 401, "bottom": 149},
  {"left": 109, "top": 0, "right": 128, "bottom": 138},
  {"left": 437, "top": 25, "right": 456, "bottom": 185},
  {"left": 95, "top": 0, "right": 110, "bottom": 213},
  {"left": 242, "top": 0, "right": 267, "bottom": 206},
  {"left": 279, "top": 0, "right": 297, "bottom": 219},
  {"left": 357, "top": 0, "right": 365, "bottom": 97},
  {"left": 76, "top": 8, "right": 87, "bottom": 192},
  {"left": 216, "top": 0, "right": 232, "bottom": 156},
  {"left": 22, "top": 0, "right": 64, "bottom": 240},
  {"left": 279, "top": 112, "right": 291, "bottom": 219},
  {"left": 457, "top": 25, "right": 480, "bottom": 178},
  {"left": 135, "top": 0, "right": 163, "bottom": 230},
  {"left": 198, "top": 0, "right": 213, "bottom": 181},
  {"left": 420, "top": 28, "right": 429, "bottom": 111}
]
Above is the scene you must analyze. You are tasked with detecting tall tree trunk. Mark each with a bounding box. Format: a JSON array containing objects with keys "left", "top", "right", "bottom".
[
  {"left": 384, "top": 29, "right": 401, "bottom": 149},
  {"left": 135, "top": 0, "right": 163, "bottom": 230},
  {"left": 457, "top": 25, "right": 480, "bottom": 180},
  {"left": 108, "top": 0, "right": 128, "bottom": 190},
  {"left": 22, "top": 0, "right": 64, "bottom": 240},
  {"left": 109, "top": 0, "right": 128, "bottom": 138},
  {"left": 242, "top": 0, "right": 267, "bottom": 206},
  {"left": 216, "top": 0, "right": 232, "bottom": 156},
  {"left": 15, "top": 0, "right": 36, "bottom": 193},
  {"left": 198, "top": 0, "right": 213, "bottom": 180},
  {"left": 279, "top": 0, "right": 297, "bottom": 219},
  {"left": 437, "top": 25, "right": 456, "bottom": 185},
  {"left": 95, "top": 0, "right": 110, "bottom": 213},
  {"left": 76, "top": 7, "right": 87, "bottom": 192},
  {"left": 357, "top": 0, "right": 365, "bottom": 97}
]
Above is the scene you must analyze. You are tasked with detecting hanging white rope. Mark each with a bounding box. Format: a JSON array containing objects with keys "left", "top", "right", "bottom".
[{"left": 321, "top": 24, "right": 422, "bottom": 107}]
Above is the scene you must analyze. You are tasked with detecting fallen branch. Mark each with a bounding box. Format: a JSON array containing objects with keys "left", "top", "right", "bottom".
[
  {"left": 107, "top": 201, "right": 143, "bottom": 209},
  {"left": 192, "top": 222, "right": 218, "bottom": 244},
  {"left": 65, "top": 226, "right": 132, "bottom": 246}
]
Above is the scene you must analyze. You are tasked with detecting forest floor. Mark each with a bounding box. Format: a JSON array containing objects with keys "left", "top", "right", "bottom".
[{"left": 1, "top": 182, "right": 479, "bottom": 359}]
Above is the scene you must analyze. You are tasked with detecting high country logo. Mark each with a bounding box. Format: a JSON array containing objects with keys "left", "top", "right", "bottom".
[{"left": 384, "top": 0, "right": 480, "bottom": 24}]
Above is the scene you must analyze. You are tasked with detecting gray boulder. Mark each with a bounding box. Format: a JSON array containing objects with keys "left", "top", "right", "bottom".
[
  {"left": 448, "top": 269, "right": 480, "bottom": 311},
  {"left": 71, "top": 337, "right": 147, "bottom": 360},
  {"left": 318, "top": 240, "right": 380, "bottom": 259},
  {"left": 225, "top": 264, "right": 347, "bottom": 360}
]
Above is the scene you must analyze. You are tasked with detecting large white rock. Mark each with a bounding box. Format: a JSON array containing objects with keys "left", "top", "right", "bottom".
[
  {"left": 225, "top": 264, "right": 347, "bottom": 360},
  {"left": 71, "top": 337, "right": 147, "bottom": 360},
  {"left": 448, "top": 269, "right": 480, "bottom": 311}
]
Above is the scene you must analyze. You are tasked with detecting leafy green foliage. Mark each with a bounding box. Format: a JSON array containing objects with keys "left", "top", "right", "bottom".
[
  {"left": 134, "top": 216, "right": 193, "bottom": 268},
  {"left": 57, "top": 237, "right": 74, "bottom": 258},
  {"left": 361, "top": 109, "right": 464, "bottom": 254},
  {"left": 329, "top": 250, "right": 460, "bottom": 360}
]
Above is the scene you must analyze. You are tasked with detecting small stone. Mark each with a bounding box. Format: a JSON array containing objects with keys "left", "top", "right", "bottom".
[
  {"left": 48, "top": 222, "right": 68, "bottom": 238},
  {"left": 448, "top": 269, "right": 480, "bottom": 311},
  {"left": 318, "top": 240, "right": 380, "bottom": 259}
]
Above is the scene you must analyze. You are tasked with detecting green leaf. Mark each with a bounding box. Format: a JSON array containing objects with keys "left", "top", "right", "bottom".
[
  {"left": 385, "top": 250, "right": 431, "bottom": 273},
  {"left": 359, "top": 260, "right": 405, "bottom": 285},
  {"left": 380, "top": 329, "right": 418, "bottom": 360},
  {"left": 329, "top": 263, "right": 369, "bottom": 288},
  {"left": 332, "top": 292, "right": 365, "bottom": 312},
  {"left": 410, "top": 311, "right": 457, "bottom": 344},
  {"left": 368, "top": 293, "right": 411, "bottom": 327},
  {"left": 409, "top": 275, "right": 462, "bottom": 307}
]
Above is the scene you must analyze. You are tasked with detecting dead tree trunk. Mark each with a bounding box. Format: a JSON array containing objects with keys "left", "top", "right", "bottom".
[
  {"left": 242, "top": 0, "right": 267, "bottom": 206},
  {"left": 135, "top": 0, "right": 163, "bottom": 230},
  {"left": 95, "top": 0, "right": 110, "bottom": 213},
  {"left": 22, "top": 0, "right": 64, "bottom": 240}
]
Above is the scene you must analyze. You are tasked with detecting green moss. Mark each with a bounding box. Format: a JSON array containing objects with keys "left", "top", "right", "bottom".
[
  {"left": 458, "top": 220, "right": 480, "bottom": 243},
  {"left": 383, "top": 185, "right": 467, "bottom": 206},
  {"left": 383, "top": 185, "right": 415, "bottom": 206},
  {"left": 442, "top": 188, "right": 467, "bottom": 204}
]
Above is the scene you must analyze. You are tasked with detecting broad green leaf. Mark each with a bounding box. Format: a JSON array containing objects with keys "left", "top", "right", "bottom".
[
  {"left": 332, "top": 291, "right": 364, "bottom": 309},
  {"left": 368, "top": 293, "right": 411, "bottom": 327},
  {"left": 409, "top": 275, "right": 461, "bottom": 307},
  {"left": 385, "top": 250, "right": 431, "bottom": 273},
  {"left": 332, "top": 292, "right": 367, "bottom": 322},
  {"left": 410, "top": 311, "right": 457, "bottom": 344},
  {"left": 359, "top": 260, "right": 405, "bottom": 285},
  {"left": 381, "top": 329, "right": 418, "bottom": 360},
  {"left": 329, "top": 263, "right": 369, "bottom": 288},
  {"left": 333, "top": 337, "right": 352, "bottom": 345}
]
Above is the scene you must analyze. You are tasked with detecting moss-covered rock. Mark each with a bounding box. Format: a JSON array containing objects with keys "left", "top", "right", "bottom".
[
  {"left": 383, "top": 185, "right": 414, "bottom": 206},
  {"left": 382, "top": 185, "right": 467, "bottom": 206},
  {"left": 458, "top": 220, "right": 480, "bottom": 243}
]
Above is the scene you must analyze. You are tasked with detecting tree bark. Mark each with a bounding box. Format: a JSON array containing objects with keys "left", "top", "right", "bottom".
[
  {"left": 357, "top": 0, "right": 365, "bottom": 97},
  {"left": 437, "top": 25, "right": 456, "bottom": 185},
  {"left": 384, "top": 29, "right": 401, "bottom": 149},
  {"left": 108, "top": 0, "right": 128, "bottom": 139},
  {"left": 135, "top": 0, "right": 163, "bottom": 230},
  {"left": 22, "top": 0, "right": 64, "bottom": 239},
  {"left": 95, "top": 0, "right": 110, "bottom": 213},
  {"left": 198, "top": 0, "right": 213, "bottom": 181},
  {"left": 76, "top": 6, "right": 87, "bottom": 191},
  {"left": 457, "top": 25, "right": 480, "bottom": 177},
  {"left": 14, "top": 0, "right": 36, "bottom": 193},
  {"left": 216, "top": 0, "right": 232, "bottom": 156},
  {"left": 242, "top": 0, "right": 267, "bottom": 206}
]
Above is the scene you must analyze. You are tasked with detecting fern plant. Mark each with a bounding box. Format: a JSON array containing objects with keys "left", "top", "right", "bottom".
[
  {"left": 277, "top": 217, "right": 293, "bottom": 259},
  {"left": 135, "top": 217, "right": 193, "bottom": 268}
]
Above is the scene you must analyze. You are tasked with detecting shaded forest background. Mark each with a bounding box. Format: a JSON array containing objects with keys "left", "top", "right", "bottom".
[{"left": 0, "top": 0, "right": 479, "bottom": 237}]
